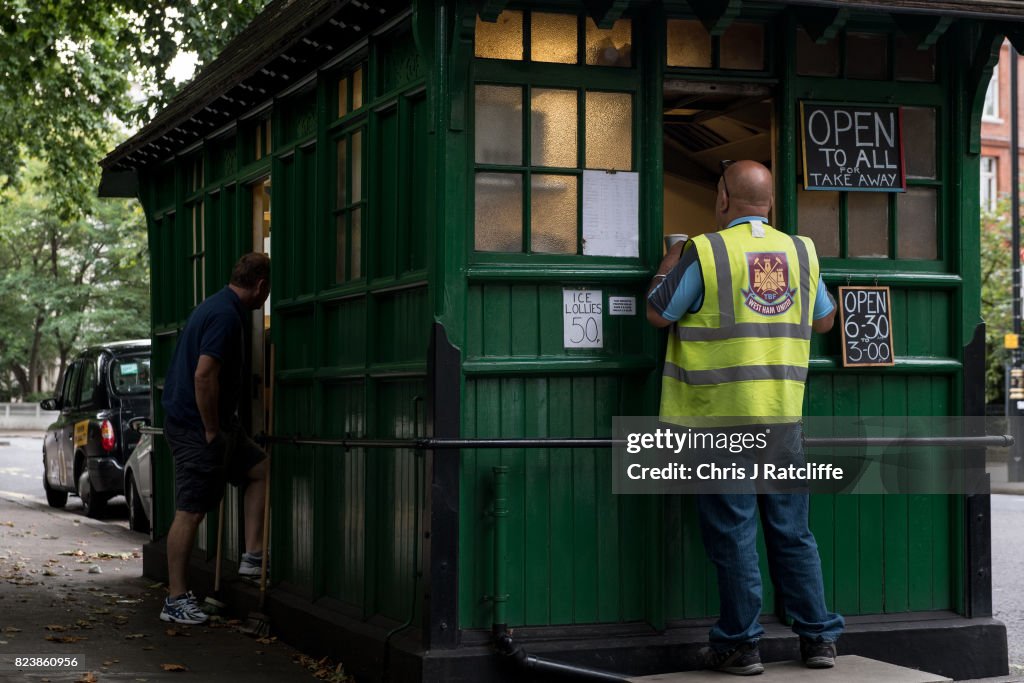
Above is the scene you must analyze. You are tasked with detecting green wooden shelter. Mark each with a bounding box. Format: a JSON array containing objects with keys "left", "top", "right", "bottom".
[{"left": 101, "top": 0, "right": 1024, "bottom": 679}]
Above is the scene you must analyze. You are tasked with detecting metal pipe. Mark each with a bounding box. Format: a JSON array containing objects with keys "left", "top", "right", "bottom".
[
  {"left": 138, "top": 429, "right": 1014, "bottom": 449},
  {"left": 492, "top": 466, "right": 509, "bottom": 635}
]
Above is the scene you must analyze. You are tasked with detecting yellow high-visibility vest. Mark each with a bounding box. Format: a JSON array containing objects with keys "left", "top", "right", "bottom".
[{"left": 660, "top": 222, "right": 820, "bottom": 421}]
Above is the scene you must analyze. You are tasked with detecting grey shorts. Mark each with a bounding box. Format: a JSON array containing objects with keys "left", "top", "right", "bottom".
[{"left": 164, "top": 418, "right": 266, "bottom": 513}]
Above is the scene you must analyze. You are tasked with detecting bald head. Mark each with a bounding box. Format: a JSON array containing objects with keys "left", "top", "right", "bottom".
[{"left": 717, "top": 160, "right": 773, "bottom": 229}]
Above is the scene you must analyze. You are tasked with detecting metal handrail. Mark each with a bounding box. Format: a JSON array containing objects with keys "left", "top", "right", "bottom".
[{"left": 133, "top": 427, "right": 1014, "bottom": 449}]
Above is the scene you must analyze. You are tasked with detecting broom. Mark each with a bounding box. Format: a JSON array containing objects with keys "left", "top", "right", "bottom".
[
  {"left": 202, "top": 496, "right": 227, "bottom": 615},
  {"left": 242, "top": 345, "right": 274, "bottom": 638}
]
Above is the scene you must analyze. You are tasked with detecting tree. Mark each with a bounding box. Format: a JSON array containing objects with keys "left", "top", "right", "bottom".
[
  {"left": 0, "top": 1, "right": 270, "bottom": 219},
  {"left": 0, "top": 161, "right": 150, "bottom": 399},
  {"left": 980, "top": 196, "right": 1014, "bottom": 405}
]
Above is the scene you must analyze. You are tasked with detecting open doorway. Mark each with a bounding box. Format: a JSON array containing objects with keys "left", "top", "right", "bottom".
[
  {"left": 663, "top": 81, "right": 774, "bottom": 241},
  {"left": 250, "top": 177, "right": 272, "bottom": 435}
]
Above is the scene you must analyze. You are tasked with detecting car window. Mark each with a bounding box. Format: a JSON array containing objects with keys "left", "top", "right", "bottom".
[
  {"left": 111, "top": 355, "right": 152, "bottom": 396},
  {"left": 77, "top": 356, "right": 98, "bottom": 408},
  {"left": 60, "top": 361, "right": 81, "bottom": 409}
]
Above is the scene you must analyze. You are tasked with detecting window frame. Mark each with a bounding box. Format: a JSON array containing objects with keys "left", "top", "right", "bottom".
[
  {"left": 983, "top": 68, "right": 1001, "bottom": 123},
  {"left": 980, "top": 156, "right": 998, "bottom": 213},
  {"left": 470, "top": 11, "right": 642, "bottom": 264}
]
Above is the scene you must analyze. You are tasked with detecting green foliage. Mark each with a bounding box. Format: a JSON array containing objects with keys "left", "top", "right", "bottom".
[
  {"left": 0, "top": 161, "right": 150, "bottom": 399},
  {"left": 981, "top": 197, "right": 1014, "bottom": 404},
  {"left": 0, "top": 0, "right": 271, "bottom": 219}
]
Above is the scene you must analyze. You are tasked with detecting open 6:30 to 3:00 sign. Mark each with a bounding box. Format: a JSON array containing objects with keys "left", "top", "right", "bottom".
[{"left": 838, "top": 286, "right": 895, "bottom": 367}]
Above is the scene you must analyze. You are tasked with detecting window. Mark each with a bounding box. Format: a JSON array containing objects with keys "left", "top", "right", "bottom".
[
  {"left": 77, "top": 357, "right": 98, "bottom": 408},
  {"left": 983, "top": 69, "right": 1000, "bottom": 121},
  {"left": 981, "top": 156, "right": 998, "bottom": 212},
  {"left": 338, "top": 64, "right": 366, "bottom": 118},
  {"left": 60, "top": 361, "right": 81, "bottom": 409},
  {"left": 473, "top": 11, "right": 636, "bottom": 256},
  {"left": 335, "top": 130, "right": 365, "bottom": 280},
  {"left": 666, "top": 20, "right": 765, "bottom": 71},
  {"left": 111, "top": 356, "right": 152, "bottom": 396},
  {"left": 190, "top": 201, "right": 206, "bottom": 305}
]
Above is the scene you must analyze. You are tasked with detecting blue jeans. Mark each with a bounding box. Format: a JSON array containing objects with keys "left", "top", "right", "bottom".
[{"left": 695, "top": 493, "right": 844, "bottom": 647}]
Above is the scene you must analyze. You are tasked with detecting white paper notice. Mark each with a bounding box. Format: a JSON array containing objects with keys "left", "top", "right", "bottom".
[
  {"left": 563, "top": 289, "right": 603, "bottom": 348},
  {"left": 608, "top": 296, "right": 636, "bottom": 316},
  {"left": 582, "top": 170, "right": 639, "bottom": 257}
]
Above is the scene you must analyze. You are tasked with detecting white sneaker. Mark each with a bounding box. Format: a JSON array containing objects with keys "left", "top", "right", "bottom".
[
  {"left": 239, "top": 552, "right": 266, "bottom": 578},
  {"left": 160, "top": 591, "right": 209, "bottom": 625}
]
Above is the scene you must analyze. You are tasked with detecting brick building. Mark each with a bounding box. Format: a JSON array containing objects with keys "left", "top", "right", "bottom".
[{"left": 981, "top": 41, "right": 1024, "bottom": 212}]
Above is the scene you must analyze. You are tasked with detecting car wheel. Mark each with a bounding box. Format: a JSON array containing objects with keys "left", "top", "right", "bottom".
[
  {"left": 126, "top": 474, "right": 149, "bottom": 534},
  {"left": 42, "top": 462, "right": 68, "bottom": 509},
  {"left": 78, "top": 469, "right": 107, "bottom": 519}
]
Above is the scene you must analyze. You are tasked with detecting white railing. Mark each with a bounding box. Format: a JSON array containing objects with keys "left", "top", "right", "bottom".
[{"left": 0, "top": 403, "right": 58, "bottom": 430}]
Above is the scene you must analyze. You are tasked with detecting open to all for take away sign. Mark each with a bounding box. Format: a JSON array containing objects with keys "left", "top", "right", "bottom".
[{"left": 800, "top": 102, "right": 906, "bottom": 192}]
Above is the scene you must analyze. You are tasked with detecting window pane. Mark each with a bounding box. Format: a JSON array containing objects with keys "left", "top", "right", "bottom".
[
  {"left": 531, "top": 13, "right": 577, "bottom": 64},
  {"left": 585, "top": 91, "right": 632, "bottom": 170},
  {"left": 353, "top": 67, "right": 364, "bottom": 109},
  {"left": 531, "top": 89, "right": 577, "bottom": 168},
  {"left": 338, "top": 77, "right": 349, "bottom": 116},
  {"left": 336, "top": 215, "right": 347, "bottom": 282},
  {"left": 796, "top": 28, "right": 839, "bottom": 77},
  {"left": 475, "top": 11, "right": 524, "bottom": 60},
  {"left": 894, "top": 35, "right": 935, "bottom": 82},
  {"left": 903, "top": 107, "right": 936, "bottom": 179},
  {"left": 666, "top": 19, "right": 711, "bottom": 68},
  {"left": 531, "top": 174, "right": 577, "bottom": 254},
  {"left": 351, "top": 130, "right": 363, "bottom": 200},
  {"left": 336, "top": 138, "right": 347, "bottom": 207},
  {"left": 475, "top": 173, "right": 523, "bottom": 251},
  {"left": 586, "top": 18, "right": 631, "bottom": 67},
  {"left": 720, "top": 23, "right": 765, "bottom": 71},
  {"left": 475, "top": 85, "right": 523, "bottom": 165},
  {"left": 351, "top": 208, "right": 362, "bottom": 279},
  {"left": 79, "top": 360, "right": 97, "bottom": 407},
  {"left": 897, "top": 187, "right": 938, "bottom": 260},
  {"left": 847, "top": 192, "right": 890, "bottom": 258},
  {"left": 797, "top": 188, "right": 839, "bottom": 257},
  {"left": 846, "top": 33, "right": 888, "bottom": 80}
]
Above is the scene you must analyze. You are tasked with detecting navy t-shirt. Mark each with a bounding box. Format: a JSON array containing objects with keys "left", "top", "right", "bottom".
[{"left": 162, "top": 286, "right": 247, "bottom": 428}]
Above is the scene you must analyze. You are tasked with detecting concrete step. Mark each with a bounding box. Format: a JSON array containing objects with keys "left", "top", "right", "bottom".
[{"left": 628, "top": 656, "right": 950, "bottom": 682}]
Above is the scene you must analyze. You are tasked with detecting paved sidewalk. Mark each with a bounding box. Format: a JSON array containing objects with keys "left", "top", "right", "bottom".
[
  {"left": 989, "top": 461, "right": 1024, "bottom": 496},
  {"left": 0, "top": 492, "right": 340, "bottom": 682}
]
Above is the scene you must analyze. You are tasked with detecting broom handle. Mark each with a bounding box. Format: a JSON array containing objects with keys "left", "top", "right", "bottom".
[
  {"left": 257, "top": 344, "right": 274, "bottom": 608},
  {"left": 214, "top": 497, "right": 225, "bottom": 593}
]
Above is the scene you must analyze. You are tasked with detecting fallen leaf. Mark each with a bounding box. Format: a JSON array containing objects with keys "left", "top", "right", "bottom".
[
  {"left": 3, "top": 626, "right": 21, "bottom": 633},
  {"left": 142, "top": 646, "right": 154, "bottom": 651},
  {"left": 75, "top": 673, "right": 97, "bottom": 683},
  {"left": 46, "top": 634, "right": 86, "bottom": 643},
  {"left": 124, "top": 633, "right": 146, "bottom": 640},
  {"left": 165, "top": 628, "right": 189, "bottom": 637},
  {"left": 160, "top": 663, "right": 187, "bottom": 672},
  {"left": 0, "top": 521, "right": 14, "bottom": 527},
  {"left": 59, "top": 550, "right": 86, "bottom": 557},
  {"left": 44, "top": 624, "right": 67, "bottom": 631}
]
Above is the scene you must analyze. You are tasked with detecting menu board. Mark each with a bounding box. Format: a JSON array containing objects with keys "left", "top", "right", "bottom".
[
  {"left": 838, "top": 286, "right": 895, "bottom": 367},
  {"left": 801, "top": 102, "right": 906, "bottom": 192}
]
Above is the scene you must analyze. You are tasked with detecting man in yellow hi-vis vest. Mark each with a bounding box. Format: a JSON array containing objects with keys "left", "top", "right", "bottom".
[{"left": 647, "top": 161, "right": 843, "bottom": 675}]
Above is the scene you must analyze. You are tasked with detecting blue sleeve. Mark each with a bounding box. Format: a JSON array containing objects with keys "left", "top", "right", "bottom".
[
  {"left": 648, "top": 247, "right": 705, "bottom": 322},
  {"left": 813, "top": 275, "right": 835, "bottom": 320},
  {"left": 199, "top": 310, "right": 241, "bottom": 361}
]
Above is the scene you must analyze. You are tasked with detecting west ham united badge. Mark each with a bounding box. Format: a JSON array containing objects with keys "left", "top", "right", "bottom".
[{"left": 742, "top": 252, "right": 796, "bottom": 315}]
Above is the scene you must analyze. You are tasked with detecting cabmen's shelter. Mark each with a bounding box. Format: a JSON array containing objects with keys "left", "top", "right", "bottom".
[{"left": 101, "top": 0, "right": 1023, "bottom": 679}]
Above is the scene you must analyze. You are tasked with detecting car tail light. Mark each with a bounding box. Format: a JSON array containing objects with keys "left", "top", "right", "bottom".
[{"left": 101, "top": 420, "right": 116, "bottom": 452}]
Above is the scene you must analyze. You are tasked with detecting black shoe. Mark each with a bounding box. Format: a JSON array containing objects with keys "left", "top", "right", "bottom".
[
  {"left": 699, "top": 641, "right": 764, "bottom": 676},
  {"left": 800, "top": 637, "right": 836, "bottom": 668}
]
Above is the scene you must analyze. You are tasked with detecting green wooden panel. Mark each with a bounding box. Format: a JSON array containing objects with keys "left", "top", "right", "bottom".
[
  {"left": 272, "top": 381, "right": 317, "bottom": 594},
  {"left": 323, "top": 297, "right": 367, "bottom": 369},
  {"left": 459, "top": 374, "right": 650, "bottom": 629},
  {"left": 378, "top": 22, "right": 425, "bottom": 95},
  {"left": 466, "top": 284, "right": 655, "bottom": 361},
  {"left": 279, "top": 307, "right": 316, "bottom": 371},
  {"left": 373, "top": 286, "right": 430, "bottom": 365},
  {"left": 404, "top": 94, "right": 429, "bottom": 274}
]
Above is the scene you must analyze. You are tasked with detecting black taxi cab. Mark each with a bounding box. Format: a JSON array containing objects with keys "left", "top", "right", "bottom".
[{"left": 40, "top": 340, "right": 151, "bottom": 517}]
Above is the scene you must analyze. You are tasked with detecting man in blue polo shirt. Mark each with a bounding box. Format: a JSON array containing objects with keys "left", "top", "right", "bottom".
[{"left": 159, "top": 252, "right": 271, "bottom": 625}]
